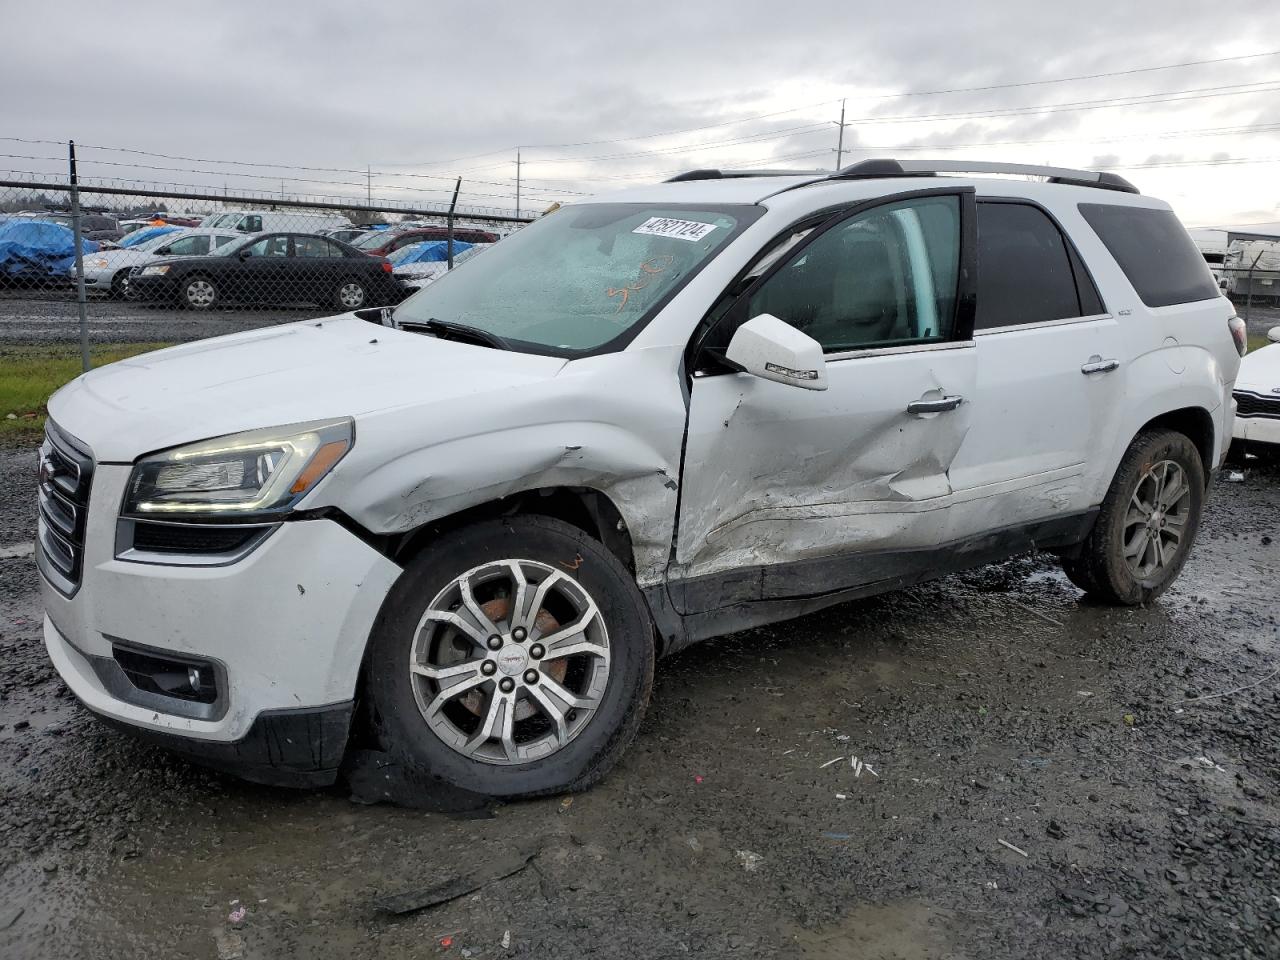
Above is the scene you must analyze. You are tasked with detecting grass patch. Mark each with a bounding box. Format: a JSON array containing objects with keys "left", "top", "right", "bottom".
[
  {"left": 0, "top": 342, "right": 171, "bottom": 442},
  {"left": 1248, "top": 333, "right": 1272, "bottom": 354}
]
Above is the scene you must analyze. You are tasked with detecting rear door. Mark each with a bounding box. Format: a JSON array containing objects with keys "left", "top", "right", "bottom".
[
  {"left": 675, "top": 190, "right": 978, "bottom": 609},
  {"left": 293, "top": 235, "right": 347, "bottom": 304},
  {"left": 945, "top": 199, "right": 1126, "bottom": 534}
]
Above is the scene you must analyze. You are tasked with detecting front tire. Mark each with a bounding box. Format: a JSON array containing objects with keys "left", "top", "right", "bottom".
[
  {"left": 1063, "top": 429, "right": 1205, "bottom": 605},
  {"left": 365, "top": 515, "right": 655, "bottom": 797},
  {"left": 182, "top": 275, "right": 218, "bottom": 310}
]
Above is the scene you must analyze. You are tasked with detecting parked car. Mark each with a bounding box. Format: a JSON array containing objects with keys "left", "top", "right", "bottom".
[
  {"left": 126, "top": 231, "right": 401, "bottom": 310},
  {"left": 116, "top": 225, "right": 183, "bottom": 249},
  {"left": 0, "top": 219, "right": 97, "bottom": 286},
  {"left": 1231, "top": 325, "right": 1280, "bottom": 459},
  {"left": 82, "top": 228, "right": 241, "bottom": 297},
  {"left": 322, "top": 227, "right": 376, "bottom": 245},
  {"left": 351, "top": 225, "right": 499, "bottom": 257},
  {"left": 388, "top": 239, "right": 484, "bottom": 290},
  {"left": 39, "top": 160, "right": 1243, "bottom": 797},
  {"left": 201, "top": 209, "right": 352, "bottom": 235},
  {"left": 17, "top": 210, "right": 121, "bottom": 244}
]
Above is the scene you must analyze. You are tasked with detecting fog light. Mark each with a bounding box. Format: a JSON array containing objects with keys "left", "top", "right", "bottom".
[{"left": 188, "top": 666, "right": 203, "bottom": 691}]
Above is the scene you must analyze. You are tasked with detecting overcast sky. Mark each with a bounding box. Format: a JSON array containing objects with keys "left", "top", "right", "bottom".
[{"left": 4, "top": 0, "right": 1280, "bottom": 226}]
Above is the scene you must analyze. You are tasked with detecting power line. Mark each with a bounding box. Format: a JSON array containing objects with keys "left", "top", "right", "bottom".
[{"left": 386, "top": 49, "right": 1280, "bottom": 159}]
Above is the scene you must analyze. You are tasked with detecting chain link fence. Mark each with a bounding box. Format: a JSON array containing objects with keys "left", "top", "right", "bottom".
[{"left": 0, "top": 166, "right": 534, "bottom": 363}]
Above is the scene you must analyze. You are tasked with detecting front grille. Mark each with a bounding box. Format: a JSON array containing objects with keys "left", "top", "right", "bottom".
[
  {"left": 1234, "top": 390, "right": 1280, "bottom": 420},
  {"left": 131, "top": 522, "right": 264, "bottom": 555},
  {"left": 38, "top": 422, "right": 94, "bottom": 593}
]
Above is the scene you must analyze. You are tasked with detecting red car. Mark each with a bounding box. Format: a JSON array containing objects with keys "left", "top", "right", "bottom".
[{"left": 350, "top": 226, "right": 499, "bottom": 258}]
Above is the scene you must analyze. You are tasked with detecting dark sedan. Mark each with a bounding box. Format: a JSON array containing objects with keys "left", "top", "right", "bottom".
[
  {"left": 350, "top": 225, "right": 500, "bottom": 258},
  {"left": 126, "top": 232, "right": 405, "bottom": 310}
]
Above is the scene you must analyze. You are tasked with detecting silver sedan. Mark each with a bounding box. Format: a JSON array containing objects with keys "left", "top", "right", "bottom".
[{"left": 82, "top": 228, "right": 240, "bottom": 298}]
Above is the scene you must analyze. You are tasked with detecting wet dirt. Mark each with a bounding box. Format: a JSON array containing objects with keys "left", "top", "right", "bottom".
[{"left": 1, "top": 451, "right": 1278, "bottom": 958}]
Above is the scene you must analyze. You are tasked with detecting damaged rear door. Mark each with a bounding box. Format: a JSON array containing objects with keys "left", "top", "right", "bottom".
[{"left": 673, "top": 189, "right": 978, "bottom": 611}]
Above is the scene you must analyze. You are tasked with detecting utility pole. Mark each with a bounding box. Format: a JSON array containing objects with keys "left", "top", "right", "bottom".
[
  {"left": 515, "top": 148, "right": 522, "bottom": 219},
  {"left": 366, "top": 164, "right": 372, "bottom": 206},
  {"left": 833, "top": 99, "right": 849, "bottom": 171}
]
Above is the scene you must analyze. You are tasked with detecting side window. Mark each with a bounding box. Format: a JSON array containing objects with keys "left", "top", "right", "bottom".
[
  {"left": 296, "top": 236, "right": 343, "bottom": 258},
  {"left": 241, "top": 215, "right": 263, "bottom": 233},
  {"left": 243, "top": 235, "right": 290, "bottom": 258},
  {"left": 213, "top": 234, "right": 237, "bottom": 249},
  {"left": 1078, "top": 203, "right": 1219, "bottom": 307},
  {"left": 746, "top": 195, "right": 960, "bottom": 353},
  {"left": 975, "top": 203, "right": 1082, "bottom": 330},
  {"left": 162, "top": 235, "right": 211, "bottom": 256}
]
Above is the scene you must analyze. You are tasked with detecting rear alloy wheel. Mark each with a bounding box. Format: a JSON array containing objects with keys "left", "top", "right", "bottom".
[
  {"left": 182, "top": 276, "right": 218, "bottom": 310},
  {"left": 366, "top": 516, "right": 654, "bottom": 797},
  {"left": 336, "top": 280, "right": 367, "bottom": 310},
  {"left": 1062, "top": 429, "right": 1204, "bottom": 605}
]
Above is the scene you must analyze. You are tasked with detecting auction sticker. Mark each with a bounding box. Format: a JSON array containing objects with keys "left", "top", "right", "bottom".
[{"left": 632, "top": 217, "right": 718, "bottom": 242}]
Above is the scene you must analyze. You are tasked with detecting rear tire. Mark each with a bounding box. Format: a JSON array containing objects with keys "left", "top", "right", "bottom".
[
  {"left": 335, "top": 279, "right": 368, "bottom": 310},
  {"left": 365, "top": 515, "right": 655, "bottom": 798},
  {"left": 1063, "top": 429, "right": 1205, "bottom": 605}
]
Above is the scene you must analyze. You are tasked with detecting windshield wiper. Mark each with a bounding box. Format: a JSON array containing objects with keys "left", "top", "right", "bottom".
[{"left": 403, "top": 317, "right": 512, "bottom": 351}]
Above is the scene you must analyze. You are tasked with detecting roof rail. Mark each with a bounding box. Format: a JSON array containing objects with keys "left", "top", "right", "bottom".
[
  {"left": 830, "top": 158, "right": 1139, "bottom": 194},
  {"left": 665, "top": 168, "right": 827, "bottom": 183}
]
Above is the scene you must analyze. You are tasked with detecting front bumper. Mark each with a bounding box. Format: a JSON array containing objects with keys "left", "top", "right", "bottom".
[
  {"left": 41, "top": 460, "right": 402, "bottom": 784},
  {"left": 1233, "top": 414, "right": 1280, "bottom": 449},
  {"left": 125, "top": 274, "right": 179, "bottom": 301}
]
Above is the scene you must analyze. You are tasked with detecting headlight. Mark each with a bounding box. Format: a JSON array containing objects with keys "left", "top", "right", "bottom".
[
  {"left": 122, "top": 418, "right": 353, "bottom": 519},
  {"left": 139, "top": 265, "right": 171, "bottom": 276}
]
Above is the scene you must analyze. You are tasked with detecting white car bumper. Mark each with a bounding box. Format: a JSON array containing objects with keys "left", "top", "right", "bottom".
[
  {"left": 40, "top": 461, "right": 401, "bottom": 784},
  {"left": 1233, "top": 390, "right": 1280, "bottom": 449}
]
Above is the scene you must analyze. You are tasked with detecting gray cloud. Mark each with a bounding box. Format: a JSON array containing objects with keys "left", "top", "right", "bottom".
[{"left": 1, "top": 0, "right": 1278, "bottom": 221}]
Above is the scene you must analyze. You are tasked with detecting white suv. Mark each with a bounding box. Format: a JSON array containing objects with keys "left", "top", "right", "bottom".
[{"left": 39, "top": 160, "right": 1246, "bottom": 796}]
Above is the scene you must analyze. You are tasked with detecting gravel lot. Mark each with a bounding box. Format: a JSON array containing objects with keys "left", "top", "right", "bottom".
[
  {"left": 0, "top": 441, "right": 1277, "bottom": 958},
  {"left": 0, "top": 293, "right": 329, "bottom": 346}
]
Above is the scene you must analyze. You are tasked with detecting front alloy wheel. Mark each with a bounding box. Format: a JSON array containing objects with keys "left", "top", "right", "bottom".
[
  {"left": 410, "top": 559, "right": 611, "bottom": 765},
  {"left": 366, "top": 516, "right": 654, "bottom": 797}
]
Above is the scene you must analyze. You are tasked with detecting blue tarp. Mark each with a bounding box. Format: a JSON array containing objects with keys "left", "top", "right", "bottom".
[
  {"left": 0, "top": 219, "right": 99, "bottom": 278},
  {"left": 391, "top": 239, "right": 474, "bottom": 265},
  {"left": 119, "top": 225, "right": 181, "bottom": 248}
]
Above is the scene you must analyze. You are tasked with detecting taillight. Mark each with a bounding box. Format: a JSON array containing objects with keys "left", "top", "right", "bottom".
[
  {"left": 380, "top": 260, "right": 393, "bottom": 273},
  {"left": 1228, "top": 315, "right": 1248, "bottom": 357}
]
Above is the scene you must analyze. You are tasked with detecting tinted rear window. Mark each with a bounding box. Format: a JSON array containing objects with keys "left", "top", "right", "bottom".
[
  {"left": 975, "top": 202, "right": 1082, "bottom": 329},
  {"left": 1078, "top": 204, "right": 1219, "bottom": 308}
]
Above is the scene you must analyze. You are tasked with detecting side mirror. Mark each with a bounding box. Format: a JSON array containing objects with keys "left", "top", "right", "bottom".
[
  {"left": 238, "top": 249, "right": 252, "bottom": 261},
  {"left": 725, "top": 313, "right": 828, "bottom": 391},
  {"left": 1268, "top": 325, "right": 1280, "bottom": 344}
]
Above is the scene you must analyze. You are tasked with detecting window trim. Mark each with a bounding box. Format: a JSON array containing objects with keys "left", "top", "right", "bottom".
[
  {"left": 974, "top": 197, "right": 1108, "bottom": 330},
  {"left": 690, "top": 186, "right": 978, "bottom": 376}
]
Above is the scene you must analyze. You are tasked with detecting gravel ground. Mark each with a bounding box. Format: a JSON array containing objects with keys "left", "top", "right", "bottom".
[
  {"left": 0, "top": 293, "right": 326, "bottom": 346},
  {"left": 0, "top": 445, "right": 1277, "bottom": 958}
]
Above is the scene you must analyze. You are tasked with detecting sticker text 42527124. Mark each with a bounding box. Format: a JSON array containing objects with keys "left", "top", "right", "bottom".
[{"left": 632, "top": 217, "right": 718, "bottom": 243}]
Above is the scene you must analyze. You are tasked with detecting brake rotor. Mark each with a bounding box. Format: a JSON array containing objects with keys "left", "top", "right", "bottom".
[{"left": 458, "top": 597, "right": 566, "bottom": 720}]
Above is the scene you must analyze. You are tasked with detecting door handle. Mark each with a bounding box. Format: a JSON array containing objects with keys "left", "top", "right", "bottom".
[
  {"left": 906, "top": 395, "right": 964, "bottom": 415},
  {"left": 1081, "top": 357, "right": 1120, "bottom": 375}
]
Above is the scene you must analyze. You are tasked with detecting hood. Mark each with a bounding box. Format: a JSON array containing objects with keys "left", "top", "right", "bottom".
[
  {"left": 86, "top": 248, "right": 155, "bottom": 267},
  {"left": 1237, "top": 341, "right": 1280, "bottom": 395},
  {"left": 48, "top": 314, "right": 567, "bottom": 462}
]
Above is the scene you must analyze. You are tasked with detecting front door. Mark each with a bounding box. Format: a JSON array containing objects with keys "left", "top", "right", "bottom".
[
  {"left": 234, "top": 234, "right": 292, "bottom": 304},
  {"left": 674, "top": 191, "right": 978, "bottom": 612}
]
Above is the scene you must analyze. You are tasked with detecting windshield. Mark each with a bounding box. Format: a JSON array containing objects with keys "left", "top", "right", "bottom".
[
  {"left": 394, "top": 203, "right": 757, "bottom": 353},
  {"left": 353, "top": 230, "right": 394, "bottom": 250},
  {"left": 133, "top": 230, "right": 193, "bottom": 253}
]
